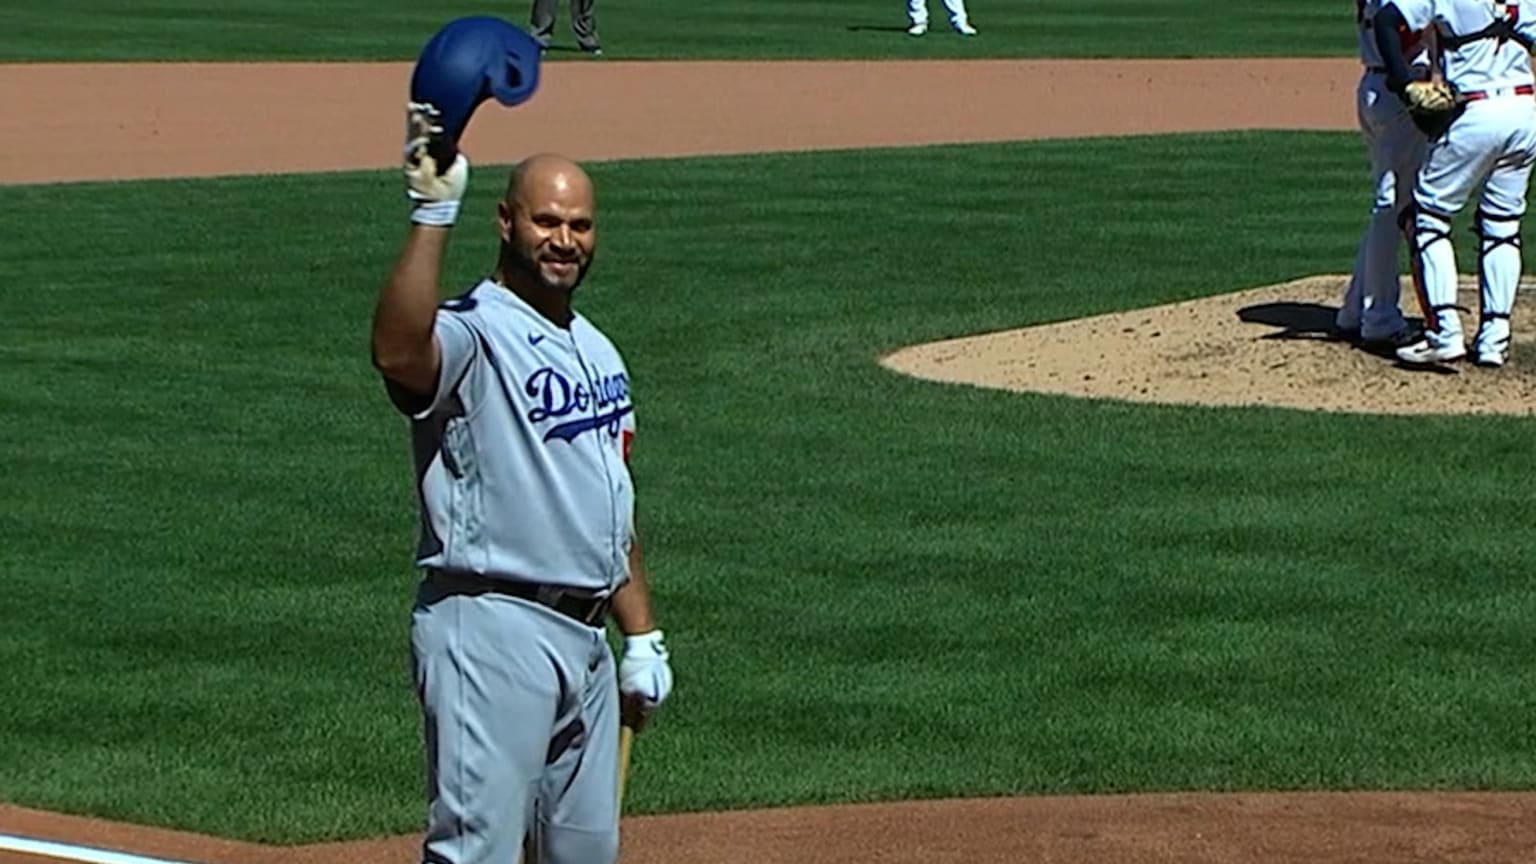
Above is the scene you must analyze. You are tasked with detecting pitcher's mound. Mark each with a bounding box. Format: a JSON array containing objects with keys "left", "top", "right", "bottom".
[{"left": 881, "top": 276, "right": 1536, "bottom": 417}]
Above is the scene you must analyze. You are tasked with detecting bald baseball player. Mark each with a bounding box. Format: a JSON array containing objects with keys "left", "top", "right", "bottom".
[{"left": 372, "top": 107, "right": 675, "bottom": 864}]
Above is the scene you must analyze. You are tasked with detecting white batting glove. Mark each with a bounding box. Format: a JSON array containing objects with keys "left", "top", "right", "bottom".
[
  {"left": 402, "top": 102, "right": 468, "bottom": 227},
  {"left": 618, "top": 630, "right": 673, "bottom": 726}
]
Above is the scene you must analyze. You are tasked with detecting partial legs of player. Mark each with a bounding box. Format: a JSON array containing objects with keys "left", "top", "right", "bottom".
[
  {"left": 1470, "top": 157, "right": 1535, "bottom": 366},
  {"left": 906, "top": 0, "right": 977, "bottom": 36},
  {"left": 1398, "top": 99, "right": 1536, "bottom": 366},
  {"left": 1339, "top": 76, "right": 1422, "bottom": 343},
  {"left": 530, "top": 0, "right": 602, "bottom": 54},
  {"left": 1397, "top": 112, "right": 1498, "bottom": 363},
  {"left": 1399, "top": 199, "right": 1468, "bottom": 363},
  {"left": 411, "top": 584, "right": 623, "bottom": 864}
]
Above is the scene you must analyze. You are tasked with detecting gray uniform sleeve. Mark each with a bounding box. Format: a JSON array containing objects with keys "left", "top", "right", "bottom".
[
  {"left": 385, "top": 311, "right": 480, "bottom": 419},
  {"left": 410, "top": 312, "right": 480, "bottom": 420}
]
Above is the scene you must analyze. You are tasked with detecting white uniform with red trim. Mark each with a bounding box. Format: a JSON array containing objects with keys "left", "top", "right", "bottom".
[
  {"left": 1393, "top": 0, "right": 1536, "bottom": 366},
  {"left": 1338, "top": 0, "right": 1431, "bottom": 341}
]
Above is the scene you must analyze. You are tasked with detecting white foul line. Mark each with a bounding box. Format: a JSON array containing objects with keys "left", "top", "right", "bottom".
[{"left": 0, "top": 834, "right": 202, "bottom": 864}]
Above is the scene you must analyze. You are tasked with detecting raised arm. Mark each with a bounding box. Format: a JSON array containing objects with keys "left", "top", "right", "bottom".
[
  {"left": 370, "top": 104, "right": 470, "bottom": 399},
  {"left": 372, "top": 227, "right": 451, "bottom": 396}
]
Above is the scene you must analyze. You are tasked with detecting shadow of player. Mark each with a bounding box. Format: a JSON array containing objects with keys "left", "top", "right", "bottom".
[
  {"left": 1236, "top": 300, "right": 1457, "bottom": 370},
  {"left": 1237, "top": 301, "right": 1346, "bottom": 341}
]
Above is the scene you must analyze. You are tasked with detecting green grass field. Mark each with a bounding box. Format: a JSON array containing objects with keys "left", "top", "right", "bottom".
[
  {"left": 4, "top": 131, "right": 1535, "bottom": 844},
  {"left": 1, "top": 0, "right": 1355, "bottom": 61}
]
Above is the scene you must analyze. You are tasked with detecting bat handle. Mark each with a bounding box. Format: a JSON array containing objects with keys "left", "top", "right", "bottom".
[{"left": 426, "top": 134, "right": 459, "bottom": 175}]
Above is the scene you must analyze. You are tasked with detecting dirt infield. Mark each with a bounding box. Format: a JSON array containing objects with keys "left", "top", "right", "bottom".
[
  {"left": 0, "top": 59, "right": 1356, "bottom": 184},
  {"left": 883, "top": 274, "right": 1536, "bottom": 416},
  {"left": 2, "top": 57, "right": 1534, "bottom": 864},
  {"left": 4, "top": 791, "right": 1535, "bottom": 864}
]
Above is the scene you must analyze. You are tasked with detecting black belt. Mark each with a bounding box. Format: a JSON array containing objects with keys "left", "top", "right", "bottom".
[{"left": 427, "top": 569, "right": 613, "bottom": 626}]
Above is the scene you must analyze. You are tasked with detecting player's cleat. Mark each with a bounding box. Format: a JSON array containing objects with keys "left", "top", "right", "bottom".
[
  {"left": 907, "top": 23, "right": 927, "bottom": 36},
  {"left": 1360, "top": 326, "right": 1419, "bottom": 349},
  {"left": 1473, "top": 339, "right": 1510, "bottom": 368},
  {"left": 1329, "top": 324, "right": 1362, "bottom": 343},
  {"left": 955, "top": 23, "right": 978, "bottom": 36},
  {"left": 1396, "top": 333, "right": 1467, "bottom": 365},
  {"left": 1473, "top": 320, "right": 1511, "bottom": 368}
]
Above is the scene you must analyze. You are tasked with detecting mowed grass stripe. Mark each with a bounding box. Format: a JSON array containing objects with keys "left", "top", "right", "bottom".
[
  {"left": 1, "top": 132, "right": 1533, "bottom": 842},
  {"left": 0, "top": 0, "right": 1354, "bottom": 62}
]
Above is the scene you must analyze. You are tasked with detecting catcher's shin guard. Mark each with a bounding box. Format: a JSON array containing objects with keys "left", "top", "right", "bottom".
[
  {"left": 1475, "top": 207, "right": 1522, "bottom": 331},
  {"left": 1401, "top": 202, "right": 1462, "bottom": 334}
]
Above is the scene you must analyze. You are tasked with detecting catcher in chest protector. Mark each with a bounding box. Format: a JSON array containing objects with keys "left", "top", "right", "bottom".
[{"left": 1372, "top": 0, "right": 1536, "bottom": 369}]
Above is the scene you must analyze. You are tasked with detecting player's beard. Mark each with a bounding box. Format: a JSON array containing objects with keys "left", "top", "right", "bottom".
[{"left": 509, "top": 242, "right": 595, "bottom": 295}]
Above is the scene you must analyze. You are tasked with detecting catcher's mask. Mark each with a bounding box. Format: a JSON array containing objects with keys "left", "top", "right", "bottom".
[{"left": 410, "top": 16, "right": 542, "bottom": 144}]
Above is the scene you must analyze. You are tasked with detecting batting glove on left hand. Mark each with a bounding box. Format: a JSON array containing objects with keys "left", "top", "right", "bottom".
[{"left": 618, "top": 630, "right": 673, "bottom": 730}]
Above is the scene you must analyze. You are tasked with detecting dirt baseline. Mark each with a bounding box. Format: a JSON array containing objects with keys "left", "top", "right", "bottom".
[
  {"left": 2, "top": 57, "right": 1534, "bottom": 864},
  {"left": 4, "top": 792, "right": 1536, "bottom": 864}
]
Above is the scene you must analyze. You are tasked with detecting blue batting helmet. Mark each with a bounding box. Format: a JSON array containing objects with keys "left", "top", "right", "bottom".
[{"left": 410, "top": 16, "right": 542, "bottom": 143}]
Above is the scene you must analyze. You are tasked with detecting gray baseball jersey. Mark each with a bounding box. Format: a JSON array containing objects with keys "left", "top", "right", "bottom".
[
  {"left": 398, "top": 277, "right": 637, "bottom": 864},
  {"left": 400, "top": 277, "right": 636, "bottom": 593}
]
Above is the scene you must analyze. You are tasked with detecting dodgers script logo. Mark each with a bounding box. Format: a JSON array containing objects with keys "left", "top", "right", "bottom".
[{"left": 524, "top": 367, "right": 634, "bottom": 443}]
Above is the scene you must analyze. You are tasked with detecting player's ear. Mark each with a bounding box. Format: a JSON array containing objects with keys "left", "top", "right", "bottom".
[{"left": 496, "top": 200, "right": 514, "bottom": 243}]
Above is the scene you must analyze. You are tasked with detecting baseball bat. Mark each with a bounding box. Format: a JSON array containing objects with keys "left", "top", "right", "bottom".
[{"left": 618, "top": 724, "right": 635, "bottom": 805}]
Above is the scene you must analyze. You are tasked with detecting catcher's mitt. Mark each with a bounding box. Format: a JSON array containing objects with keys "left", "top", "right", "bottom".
[{"left": 1402, "top": 79, "right": 1466, "bottom": 138}]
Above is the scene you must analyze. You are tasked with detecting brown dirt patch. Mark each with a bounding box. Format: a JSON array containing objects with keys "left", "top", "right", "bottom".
[
  {"left": 0, "top": 59, "right": 1355, "bottom": 184},
  {"left": 2, "top": 57, "right": 1533, "bottom": 864},
  {"left": 883, "top": 275, "right": 1536, "bottom": 416},
  {"left": 6, "top": 792, "right": 1536, "bottom": 864}
]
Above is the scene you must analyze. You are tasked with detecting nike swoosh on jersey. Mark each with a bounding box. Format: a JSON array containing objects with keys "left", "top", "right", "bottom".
[{"left": 528, "top": 333, "right": 546, "bottom": 346}]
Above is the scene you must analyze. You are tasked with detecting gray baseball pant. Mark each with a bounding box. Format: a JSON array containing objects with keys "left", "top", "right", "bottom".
[
  {"left": 530, "top": 0, "right": 601, "bottom": 51},
  {"left": 411, "top": 578, "right": 620, "bottom": 864}
]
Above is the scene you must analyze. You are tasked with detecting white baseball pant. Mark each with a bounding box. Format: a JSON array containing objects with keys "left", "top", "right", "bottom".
[{"left": 908, "top": 0, "right": 972, "bottom": 28}]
